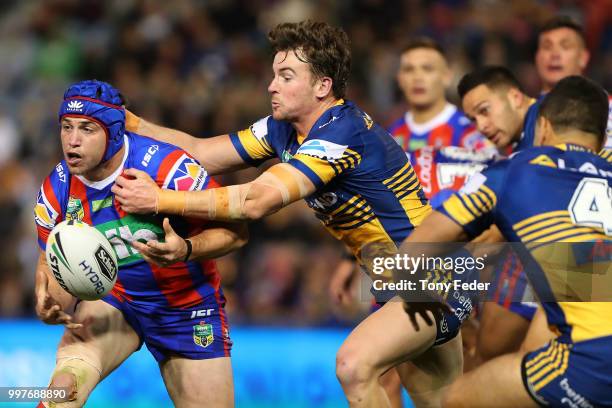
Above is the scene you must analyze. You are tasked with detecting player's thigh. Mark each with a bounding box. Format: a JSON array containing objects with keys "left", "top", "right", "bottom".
[
  {"left": 477, "top": 302, "right": 529, "bottom": 360},
  {"left": 338, "top": 300, "right": 438, "bottom": 373},
  {"left": 520, "top": 307, "right": 555, "bottom": 353},
  {"left": 442, "top": 352, "right": 538, "bottom": 408},
  {"left": 56, "top": 299, "right": 141, "bottom": 378},
  {"left": 159, "top": 356, "right": 233, "bottom": 408}
]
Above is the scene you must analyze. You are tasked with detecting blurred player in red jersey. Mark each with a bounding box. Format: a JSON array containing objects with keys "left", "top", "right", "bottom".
[
  {"left": 535, "top": 15, "right": 612, "bottom": 149},
  {"left": 389, "top": 38, "right": 494, "bottom": 154},
  {"left": 35, "top": 80, "right": 246, "bottom": 408}
]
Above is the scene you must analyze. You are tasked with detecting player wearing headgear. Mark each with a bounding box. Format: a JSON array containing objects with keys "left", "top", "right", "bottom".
[
  {"left": 34, "top": 80, "right": 246, "bottom": 407},
  {"left": 406, "top": 76, "right": 612, "bottom": 407},
  {"left": 111, "top": 21, "right": 480, "bottom": 408},
  {"left": 389, "top": 37, "right": 494, "bottom": 154}
]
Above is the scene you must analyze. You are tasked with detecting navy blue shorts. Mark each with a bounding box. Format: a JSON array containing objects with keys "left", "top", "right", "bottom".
[
  {"left": 522, "top": 337, "right": 612, "bottom": 406},
  {"left": 103, "top": 293, "right": 232, "bottom": 362}
]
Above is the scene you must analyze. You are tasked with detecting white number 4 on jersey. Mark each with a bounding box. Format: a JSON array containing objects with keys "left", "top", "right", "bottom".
[{"left": 568, "top": 178, "right": 612, "bottom": 236}]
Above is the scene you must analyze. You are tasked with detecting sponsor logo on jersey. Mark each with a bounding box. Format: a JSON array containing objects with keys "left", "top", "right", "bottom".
[
  {"left": 35, "top": 190, "right": 59, "bottom": 229},
  {"left": 92, "top": 196, "right": 113, "bottom": 212},
  {"left": 193, "top": 321, "right": 214, "bottom": 348},
  {"left": 173, "top": 161, "right": 206, "bottom": 191},
  {"left": 318, "top": 115, "right": 339, "bottom": 129},
  {"left": 56, "top": 163, "right": 66, "bottom": 183},
  {"left": 296, "top": 139, "right": 348, "bottom": 161},
  {"left": 281, "top": 150, "right": 294, "bottom": 163},
  {"left": 66, "top": 196, "right": 84, "bottom": 221},
  {"left": 141, "top": 145, "right": 159, "bottom": 167},
  {"left": 190, "top": 308, "right": 214, "bottom": 319},
  {"left": 97, "top": 215, "right": 163, "bottom": 266}
]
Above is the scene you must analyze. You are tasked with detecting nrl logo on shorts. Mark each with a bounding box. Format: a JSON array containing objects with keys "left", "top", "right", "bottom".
[
  {"left": 66, "top": 196, "right": 84, "bottom": 221},
  {"left": 193, "top": 321, "right": 214, "bottom": 348}
]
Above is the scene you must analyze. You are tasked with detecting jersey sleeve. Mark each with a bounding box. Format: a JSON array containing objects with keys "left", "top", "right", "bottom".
[
  {"left": 436, "top": 161, "right": 509, "bottom": 239},
  {"left": 287, "top": 119, "right": 365, "bottom": 188},
  {"left": 229, "top": 116, "right": 276, "bottom": 166},
  {"left": 34, "top": 176, "right": 63, "bottom": 250},
  {"left": 154, "top": 149, "right": 211, "bottom": 192}
]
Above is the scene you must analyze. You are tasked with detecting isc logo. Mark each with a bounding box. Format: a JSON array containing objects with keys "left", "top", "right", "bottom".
[{"left": 190, "top": 309, "right": 214, "bottom": 319}]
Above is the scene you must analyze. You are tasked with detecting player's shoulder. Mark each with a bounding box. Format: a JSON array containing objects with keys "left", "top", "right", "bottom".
[
  {"left": 45, "top": 159, "right": 71, "bottom": 187},
  {"left": 255, "top": 114, "right": 296, "bottom": 141},
  {"left": 126, "top": 131, "right": 196, "bottom": 171},
  {"left": 310, "top": 100, "right": 379, "bottom": 141}
]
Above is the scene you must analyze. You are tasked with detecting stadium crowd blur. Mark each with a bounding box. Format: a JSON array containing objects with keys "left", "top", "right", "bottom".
[{"left": 0, "top": 0, "right": 609, "bottom": 324}]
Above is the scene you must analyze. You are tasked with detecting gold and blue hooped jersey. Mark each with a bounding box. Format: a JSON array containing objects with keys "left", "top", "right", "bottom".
[
  {"left": 229, "top": 100, "right": 431, "bottom": 262},
  {"left": 439, "top": 144, "right": 612, "bottom": 344}
]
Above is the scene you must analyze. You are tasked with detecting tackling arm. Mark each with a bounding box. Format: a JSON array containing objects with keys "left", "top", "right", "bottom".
[
  {"left": 114, "top": 162, "right": 317, "bottom": 221},
  {"left": 126, "top": 110, "right": 249, "bottom": 175}
]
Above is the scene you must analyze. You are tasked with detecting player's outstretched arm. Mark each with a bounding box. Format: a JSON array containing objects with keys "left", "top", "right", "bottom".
[
  {"left": 34, "top": 252, "right": 82, "bottom": 329},
  {"left": 126, "top": 110, "right": 248, "bottom": 175},
  {"left": 113, "top": 163, "right": 317, "bottom": 221},
  {"left": 132, "top": 218, "right": 249, "bottom": 267},
  {"left": 396, "top": 211, "right": 469, "bottom": 330}
]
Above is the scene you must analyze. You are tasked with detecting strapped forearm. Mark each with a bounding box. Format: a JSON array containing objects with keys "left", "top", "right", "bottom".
[
  {"left": 156, "top": 163, "right": 314, "bottom": 221},
  {"left": 186, "top": 223, "right": 249, "bottom": 260}
]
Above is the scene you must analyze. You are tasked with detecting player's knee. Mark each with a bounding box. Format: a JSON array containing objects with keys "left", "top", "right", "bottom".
[
  {"left": 48, "top": 359, "right": 100, "bottom": 407},
  {"left": 49, "top": 372, "right": 78, "bottom": 405},
  {"left": 335, "top": 347, "right": 376, "bottom": 389}
]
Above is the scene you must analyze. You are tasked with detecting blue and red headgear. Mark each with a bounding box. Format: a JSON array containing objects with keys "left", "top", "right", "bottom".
[{"left": 59, "top": 80, "right": 126, "bottom": 163}]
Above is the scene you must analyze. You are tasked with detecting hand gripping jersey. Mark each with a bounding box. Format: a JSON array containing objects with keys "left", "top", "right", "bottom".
[
  {"left": 230, "top": 100, "right": 431, "bottom": 264},
  {"left": 388, "top": 103, "right": 494, "bottom": 153},
  {"left": 439, "top": 144, "right": 612, "bottom": 406},
  {"left": 35, "top": 132, "right": 232, "bottom": 361}
]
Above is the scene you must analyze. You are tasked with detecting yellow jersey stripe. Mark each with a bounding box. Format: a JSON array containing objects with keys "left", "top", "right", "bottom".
[
  {"left": 383, "top": 162, "right": 410, "bottom": 185},
  {"left": 442, "top": 196, "right": 477, "bottom": 225},
  {"left": 516, "top": 216, "right": 573, "bottom": 237},
  {"left": 514, "top": 210, "right": 569, "bottom": 230},
  {"left": 525, "top": 342, "right": 557, "bottom": 369},
  {"left": 527, "top": 344, "right": 564, "bottom": 382},
  {"left": 526, "top": 342, "right": 563, "bottom": 375},
  {"left": 533, "top": 346, "right": 570, "bottom": 391},
  {"left": 520, "top": 222, "right": 581, "bottom": 242},
  {"left": 525, "top": 227, "right": 604, "bottom": 244}
]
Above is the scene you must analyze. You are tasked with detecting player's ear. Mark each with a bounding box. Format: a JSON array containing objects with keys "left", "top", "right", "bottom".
[
  {"left": 507, "top": 87, "right": 523, "bottom": 109},
  {"left": 442, "top": 64, "right": 453, "bottom": 88},
  {"left": 578, "top": 48, "right": 590, "bottom": 71},
  {"left": 315, "top": 76, "right": 333, "bottom": 100},
  {"left": 535, "top": 116, "right": 554, "bottom": 146}
]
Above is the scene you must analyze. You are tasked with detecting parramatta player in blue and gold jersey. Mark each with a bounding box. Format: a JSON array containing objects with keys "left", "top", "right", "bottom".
[
  {"left": 113, "top": 21, "right": 471, "bottom": 408},
  {"left": 34, "top": 80, "right": 246, "bottom": 407},
  {"left": 401, "top": 76, "right": 611, "bottom": 407}
]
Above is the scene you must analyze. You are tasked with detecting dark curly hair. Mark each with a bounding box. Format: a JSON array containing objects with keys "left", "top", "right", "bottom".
[{"left": 268, "top": 21, "right": 351, "bottom": 99}]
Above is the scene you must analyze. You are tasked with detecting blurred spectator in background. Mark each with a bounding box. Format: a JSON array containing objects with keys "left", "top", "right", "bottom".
[{"left": 0, "top": 0, "right": 609, "bottom": 324}]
